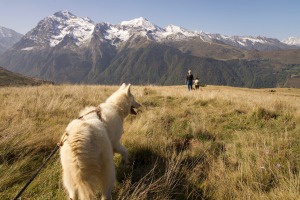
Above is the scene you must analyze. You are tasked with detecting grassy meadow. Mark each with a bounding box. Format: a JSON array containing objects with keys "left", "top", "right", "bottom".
[{"left": 0, "top": 84, "right": 299, "bottom": 200}]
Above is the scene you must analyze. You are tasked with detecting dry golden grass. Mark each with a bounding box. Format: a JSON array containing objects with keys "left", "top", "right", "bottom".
[{"left": 0, "top": 84, "right": 299, "bottom": 200}]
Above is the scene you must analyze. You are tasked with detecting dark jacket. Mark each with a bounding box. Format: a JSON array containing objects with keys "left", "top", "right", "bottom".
[{"left": 186, "top": 74, "right": 194, "bottom": 84}]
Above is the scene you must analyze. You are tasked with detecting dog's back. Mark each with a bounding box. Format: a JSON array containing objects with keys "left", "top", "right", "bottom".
[
  {"left": 60, "top": 84, "right": 140, "bottom": 200},
  {"left": 60, "top": 107, "right": 115, "bottom": 200}
]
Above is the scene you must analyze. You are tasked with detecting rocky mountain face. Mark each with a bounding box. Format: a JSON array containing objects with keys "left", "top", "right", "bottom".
[
  {"left": 0, "top": 26, "right": 23, "bottom": 55},
  {"left": 0, "top": 10, "right": 299, "bottom": 88}
]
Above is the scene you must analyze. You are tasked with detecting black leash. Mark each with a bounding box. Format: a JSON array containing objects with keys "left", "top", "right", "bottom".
[{"left": 13, "top": 133, "right": 68, "bottom": 200}]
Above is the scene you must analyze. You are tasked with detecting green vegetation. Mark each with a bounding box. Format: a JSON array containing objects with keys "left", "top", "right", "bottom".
[{"left": 0, "top": 85, "right": 299, "bottom": 199}]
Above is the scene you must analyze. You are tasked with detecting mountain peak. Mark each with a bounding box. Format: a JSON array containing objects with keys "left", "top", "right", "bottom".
[
  {"left": 13, "top": 10, "right": 300, "bottom": 51},
  {"left": 0, "top": 26, "right": 23, "bottom": 54},
  {"left": 120, "top": 17, "right": 157, "bottom": 30},
  {"left": 0, "top": 26, "right": 13, "bottom": 37},
  {"left": 53, "top": 10, "right": 76, "bottom": 19},
  {"left": 164, "top": 24, "right": 199, "bottom": 39},
  {"left": 165, "top": 24, "right": 186, "bottom": 33},
  {"left": 20, "top": 10, "right": 95, "bottom": 48},
  {"left": 0, "top": 26, "right": 22, "bottom": 38},
  {"left": 282, "top": 37, "right": 300, "bottom": 46}
]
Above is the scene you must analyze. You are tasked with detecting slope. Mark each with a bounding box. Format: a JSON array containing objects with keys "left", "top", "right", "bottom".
[
  {"left": 0, "top": 66, "right": 52, "bottom": 86},
  {"left": 0, "top": 85, "right": 299, "bottom": 199}
]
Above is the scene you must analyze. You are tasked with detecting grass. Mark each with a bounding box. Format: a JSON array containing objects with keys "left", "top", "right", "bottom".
[{"left": 0, "top": 84, "right": 299, "bottom": 199}]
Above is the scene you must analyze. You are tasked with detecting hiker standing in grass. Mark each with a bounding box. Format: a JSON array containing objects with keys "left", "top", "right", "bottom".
[{"left": 186, "top": 69, "right": 194, "bottom": 91}]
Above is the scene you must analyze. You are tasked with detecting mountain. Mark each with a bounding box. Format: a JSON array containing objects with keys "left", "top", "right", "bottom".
[
  {"left": 0, "top": 26, "right": 23, "bottom": 55},
  {"left": 11, "top": 11, "right": 298, "bottom": 52},
  {"left": 282, "top": 37, "right": 300, "bottom": 46},
  {"left": 13, "top": 10, "right": 95, "bottom": 50},
  {"left": 0, "top": 66, "right": 53, "bottom": 86},
  {"left": 210, "top": 34, "right": 298, "bottom": 51},
  {"left": 0, "top": 10, "right": 299, "bottom": 88}
]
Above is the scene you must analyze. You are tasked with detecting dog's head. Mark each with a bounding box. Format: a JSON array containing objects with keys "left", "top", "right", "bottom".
[
  {"left": 106, "top": 83, "right": 141, "bottom": 116},
  {"left": 121, "top": 83, "right": 141, "bottom": 115}
]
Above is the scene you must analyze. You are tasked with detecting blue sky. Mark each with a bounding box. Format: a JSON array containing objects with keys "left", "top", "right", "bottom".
[{"left": 0, "top": 0, "right": 299, "bottom": 40}]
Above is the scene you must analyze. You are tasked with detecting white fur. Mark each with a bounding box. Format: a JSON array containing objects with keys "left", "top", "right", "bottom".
[{"left": 60, "top": 84, "right": 140, "bottom": 200}]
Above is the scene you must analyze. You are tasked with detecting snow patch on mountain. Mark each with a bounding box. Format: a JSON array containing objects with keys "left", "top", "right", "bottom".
[
  {"left": 282, "top": 37, "right": 300, "bottom": 46},
  {"left": 121, "top": 17, "right": 158, "bottom": 30},
  {"left": 103, "top": 18, "right": 200, "bottom": 46},
  {"left": 105, "top": 24, "right": 131, "bottom": 44},
  {"left": 240, "top": 36, "right": 267, "bottom": 45},
  {"left": 18, "top": 10, "right": 300, "bottom": 51},
  {"left": 161, "top": 25, "right": 199, "bottom": 40},
  {"left": 209, "top": 35, "right": 268, "bottom": 46},
  {"left": 20, "top": 10, "right": 95, "bottom": 50},
  {"left": 48, "top": 10, "right": 95, "bottom": 47}
]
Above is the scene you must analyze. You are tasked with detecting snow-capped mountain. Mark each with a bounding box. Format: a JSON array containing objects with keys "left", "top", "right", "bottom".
[
  {"left": 208, "top": 34, "right": 296, "bottom": 51},
  {"left": 0, "top": 26, "right": 23, "bottom": 54},
  {"left": 100, "top": 17, "right": 201, "bottom": 46},
  {"left": 15, "top": 10, "right": 298, "bottom": 52},
  {"left": 17, "top": 12, "right": 203, "bottom": 50},
  {"left": 1, "top": 10, "right": 300, "bottom": 88},
  {"left": 17, "top": 10, "right": 95, "bottom": 50},
  {"left": 282, "top": 37, "right": 300, "bottom": 46}
]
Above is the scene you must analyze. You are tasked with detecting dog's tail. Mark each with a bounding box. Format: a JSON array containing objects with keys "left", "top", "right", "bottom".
[
  {"left": 66, "top": 121, "right": 101, "bottom": 199},
  {"left": 76, "top": 179, "right": 96, "bottom": 200},
  {"left": 68, "top": 142, "right": 98, "bottom": 199}
]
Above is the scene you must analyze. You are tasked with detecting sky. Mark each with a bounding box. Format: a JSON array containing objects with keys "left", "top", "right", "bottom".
[{"left": 0, "top": 0, "right": 299, "bottom": 40}]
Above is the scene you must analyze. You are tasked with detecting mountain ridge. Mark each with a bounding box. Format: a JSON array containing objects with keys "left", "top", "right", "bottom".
[
  {"left": 2, "top": 10, "right": 300, "bottom": 52},
  {"left": 0, "top": 26, "right": 23, "bottom": 54},
  {"left": 282, "top": 37, "right": 300, "bottom": 46},
  {"left": 13, "top": 10, "right": 300, "bottom": 52},
  {"left": 0, "top": 10, "right": 300, "bottom": 88}
]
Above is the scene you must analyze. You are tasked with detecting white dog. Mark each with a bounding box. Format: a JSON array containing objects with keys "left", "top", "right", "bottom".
[{"left": 60, "top": 83, "right": 140, "bottom": 200}]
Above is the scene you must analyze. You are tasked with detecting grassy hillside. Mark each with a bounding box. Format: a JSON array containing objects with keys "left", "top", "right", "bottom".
[
  {"left": 0, "top": 85, "right": 299, "bottom": 199},
  {"left": 0, "top": 66, "right": 52, "bottom": 86}
]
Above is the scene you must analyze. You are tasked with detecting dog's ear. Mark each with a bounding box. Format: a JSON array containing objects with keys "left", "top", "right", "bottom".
[
  {"left": 119, "top": 83, "right": 127, "bottom": 90},
  {"left": 125, "top": 84, "right": 131, "bottom": 95}
]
